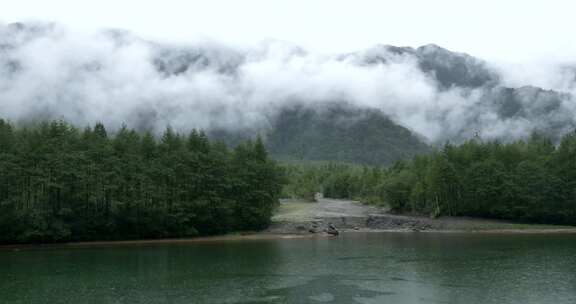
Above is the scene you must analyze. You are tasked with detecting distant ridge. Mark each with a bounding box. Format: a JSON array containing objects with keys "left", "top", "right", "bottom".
[{"left": 1, "top": 22, "right": 575, "bottom": 164}]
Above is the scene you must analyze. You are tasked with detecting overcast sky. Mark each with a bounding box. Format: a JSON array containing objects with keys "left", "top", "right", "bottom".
[{"left": 2, "top": 0, "right": 576, "bottom": 62}]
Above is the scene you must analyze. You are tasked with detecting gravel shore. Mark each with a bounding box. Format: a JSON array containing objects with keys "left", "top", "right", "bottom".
[{"left": 267, "top": 198, "right": 576, "bottom": 234}]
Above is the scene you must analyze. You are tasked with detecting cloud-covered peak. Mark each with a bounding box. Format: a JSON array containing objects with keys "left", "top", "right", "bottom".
[{"left": 0, "top": 22, "right": 574, "bottom": 144}]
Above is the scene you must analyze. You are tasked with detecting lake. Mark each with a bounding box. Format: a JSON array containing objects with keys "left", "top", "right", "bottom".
[{"left": 1, "top": 232, "right": 575, "bottom": 304}]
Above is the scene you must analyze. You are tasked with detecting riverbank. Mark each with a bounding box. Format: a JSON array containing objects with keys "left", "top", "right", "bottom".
[
  {"left": 0, "top": 233, "right": 320, "bottom": 250},
  {"left": 2, "top": 198, "right": 575, "bottom": 250},
  {"left": 3, "top": 227, "right": 576, "bottom": 251},
  {"left": 267, "top": 198, "right": 576, "bottom": 234},
  {"left": 4, "top": 228, "right": 576, "bottom": 251}
]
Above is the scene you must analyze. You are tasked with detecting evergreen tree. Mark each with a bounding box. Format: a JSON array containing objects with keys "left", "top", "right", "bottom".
[{"left": 0, "top": 120, "right": 284, "bottom": 244}]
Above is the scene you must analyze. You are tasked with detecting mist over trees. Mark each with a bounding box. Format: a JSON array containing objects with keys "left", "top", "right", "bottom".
[
  {"left": 2, "top": 22, "right": 576, "bottom": 146},
  {"left": 284, "top": 131, "right": 576, "bottom": 225},
  {"left": 0, "top": 119, "right": 283, "bottom": 244},
  {"left": 264, "top": 103, "right": 430, "bottom": 165}
]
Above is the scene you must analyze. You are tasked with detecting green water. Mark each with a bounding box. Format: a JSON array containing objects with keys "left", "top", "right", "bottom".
[{"left": 1, "top": 233, "right": 575, "bottom": 304}]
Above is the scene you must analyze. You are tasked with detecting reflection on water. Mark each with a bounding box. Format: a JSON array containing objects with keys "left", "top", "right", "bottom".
[
  {"left": 238, "top": 275, "right": 393, "bottom": 304},
  {"left": 0, "top": 233, "right": 575, "bottom": 304}
]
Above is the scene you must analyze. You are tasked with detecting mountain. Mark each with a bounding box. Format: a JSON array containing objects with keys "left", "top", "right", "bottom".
[
  {"left": 134, "top": 40, "right": 576, "bottom": 147},
  {"left": 1, "top": 22, "right": 575, "bottom": 165},
  {"left": 346, "top": 43, "right": 501, "bottom": 89},
  {"left": 265, "top": 103, "right": 430, "bottom": 165},
  {"left": 205, "top": 102, "right": 431, "bottom": 166}
]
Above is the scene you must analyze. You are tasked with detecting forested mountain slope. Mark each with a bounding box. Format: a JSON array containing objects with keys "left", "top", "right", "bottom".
[
  {"left": 2, "top": 22, "right": 576, "bottom": 165},
  {"left": 265, "top": 103, "right": 430, "bottom": 165}
]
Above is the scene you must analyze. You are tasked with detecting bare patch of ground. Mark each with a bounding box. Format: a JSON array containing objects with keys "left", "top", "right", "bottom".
[
  {"left": 268, "top": 198, "right": 576, "bottom": 234},
  {"left": 272, "top": 198, "right": 384, "bottom": 221}
]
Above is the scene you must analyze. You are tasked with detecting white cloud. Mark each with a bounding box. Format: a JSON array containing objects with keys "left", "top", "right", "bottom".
[{"left": 1, "top": 22, "right": 575, "bottom": 143}]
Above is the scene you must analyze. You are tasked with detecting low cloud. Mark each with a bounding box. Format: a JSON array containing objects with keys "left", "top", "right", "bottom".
[{"left": 1, "top": 22, "right": 575, "bottom": 142}]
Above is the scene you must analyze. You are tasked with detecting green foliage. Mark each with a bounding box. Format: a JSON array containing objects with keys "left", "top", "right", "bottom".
[
  {"left": 285, "top": 132, "right": 576, "bottom": 225},
  {"left": 0, "top": 120, "right": 283, "bottom": 244},
  {"left": 282, "top": 161, "right": 387, "bottom": 202}
]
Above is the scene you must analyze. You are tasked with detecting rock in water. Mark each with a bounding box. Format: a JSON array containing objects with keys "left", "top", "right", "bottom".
[
  {"left": 327, "top": 229, "right": 339, "bottom": 236},
  {"left": 326, "top": 223, "right": 340, "bottom": 236}
]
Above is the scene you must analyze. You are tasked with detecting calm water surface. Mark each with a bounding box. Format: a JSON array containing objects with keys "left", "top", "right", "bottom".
[{"left": 1, "top": 232, "right": 575, "bottom": 304}]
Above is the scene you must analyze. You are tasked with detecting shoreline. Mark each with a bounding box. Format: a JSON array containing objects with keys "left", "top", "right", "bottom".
[
  {"left": 2, "top": 227, "right": 576, "bottom": 251},
  {"left": 0, "top": 234, "right": 317, "bottom": 251},
  {"left": 269, "top": 199, "right": 576, "bottom": 236},
  {"left": 2, "top": 199, "right": 575, "bottom": 250}
]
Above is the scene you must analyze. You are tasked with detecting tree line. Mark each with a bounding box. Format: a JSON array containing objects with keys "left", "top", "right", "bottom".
[
  {"left": 284, "top": 132, "right": 576, "bottom": 225},
  {"left": 0, "top": 119, "right": 283, "bottom": 244}
]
